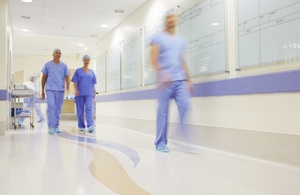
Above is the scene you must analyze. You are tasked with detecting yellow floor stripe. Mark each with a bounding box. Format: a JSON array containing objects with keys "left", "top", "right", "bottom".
[{"left": 79, "top": 143, "right": 151, "bottom": 195}]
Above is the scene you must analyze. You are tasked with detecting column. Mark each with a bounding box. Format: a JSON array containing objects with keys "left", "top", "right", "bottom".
[{"left": 0, "top": 0, "right": 10, "bottom": 136}]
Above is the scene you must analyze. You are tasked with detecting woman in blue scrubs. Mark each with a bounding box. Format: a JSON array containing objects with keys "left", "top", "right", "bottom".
[{"left": 72, "top": 55, "right": 97, "bottom": 133}]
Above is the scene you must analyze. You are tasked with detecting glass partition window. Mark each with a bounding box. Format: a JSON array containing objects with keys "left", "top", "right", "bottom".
[
  {"left": 238, "top": 0, "right": 300, "bottom": 68},
  {"left": 122, "top": 34, "right": 142, "bottom": 89},
  {"left": 95, "top": 55, "right": 106, "bottom": 93},
  {"left": 179, "top": 0, "right": 227, "bottom": 76},
  {"left": 106, "top": 46, "right": 121, "bottom": 92}
]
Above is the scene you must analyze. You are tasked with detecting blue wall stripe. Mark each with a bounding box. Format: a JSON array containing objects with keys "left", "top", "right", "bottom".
[
  {"left": 2, "top": 70, "right": 300, "bottom": 102},
  {"left": 0, "top": 90, "right": 8, "bottom": 101},
  {"left": 95, "top": 69, "right": 300, "bottom": 102},
  {"left": 95, "top": 89, "right": 156, "bottom": 102},
  {"left": 194, "top": 69, "right": 300, "bottom": 97}
]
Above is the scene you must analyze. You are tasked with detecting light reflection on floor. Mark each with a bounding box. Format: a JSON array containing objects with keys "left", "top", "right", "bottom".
[{"left": 0, "top": 121, "right": 300, "bottom": 195}]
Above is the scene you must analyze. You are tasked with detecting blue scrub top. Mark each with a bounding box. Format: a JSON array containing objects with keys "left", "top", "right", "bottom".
[
  {"left": 150, "top": 31, "right": 187, "bottom": 82},
  {"left": 41, "top": 61, "right": 70, "bottom": 91},
  {"left": 71, "top": 68, "right": 97, "bottom": 96}
]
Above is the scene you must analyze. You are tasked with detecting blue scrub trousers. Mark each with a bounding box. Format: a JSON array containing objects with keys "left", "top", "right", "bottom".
[
  {"left": 21, "top": 97, "right": 44, "bottom": 121},
  {"left": 46, "top": 90, "right": 64, "bottom": 128},
  {"left": 155, "top": 80, "right": 190, "bottom": 146},
  {"left": 75, "top": 96, "right": 94, "bottom": 128}
]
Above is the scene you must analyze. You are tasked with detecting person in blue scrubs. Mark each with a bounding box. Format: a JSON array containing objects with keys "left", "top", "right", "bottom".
[
  {"left": 41, "top": 48, "right": 70, "bottom": 135},
  {"left": 150, "top": 10, "right": 194, "bottom": 152},
  {"left": 30, "top": 74, "right": 45, "bottom": 122},
  {"left": 71, "top": 55, "right": 97, "bottom": 133},
  {"left": 19, "top": 75, "right": 45, "bottom": 124}
]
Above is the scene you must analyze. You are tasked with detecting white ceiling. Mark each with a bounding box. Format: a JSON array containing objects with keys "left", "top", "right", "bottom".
[{"left": 9, "top": 0, "right": 148, "bottom": 56}]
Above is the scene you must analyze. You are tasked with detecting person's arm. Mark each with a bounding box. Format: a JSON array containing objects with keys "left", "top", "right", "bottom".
[
  {"left": 64, "top": 66, "right": 71, "bottom": 94},
  {"left": 74, "top": 82, "right": 79, "bottom": 96},
  {"left": 182, "top": 55, "right": 191, "bottom": 82},
  {"left": 93, "top": 72, "right": 97, "bottom": 98},
  {"left": 150, "top": 44, "right": 161, "bottom": 72},
  {"left": 181, "top": 55, "right": 194, "bottom": 94},
  {"left": 65, "top": 75, "right": 70, "bottom": 94},
  {"left": 71, "top": 69, "right": 78, "bottom": 96},
  {"left": 41, "top": 74, "right": 47, "bottom": 99},
  {"left": 150, "top": 43, "right": 172, "bottom": 86}
]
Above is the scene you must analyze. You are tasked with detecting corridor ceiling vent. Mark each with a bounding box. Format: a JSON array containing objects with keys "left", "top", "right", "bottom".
[
  {"left": 21, "top": 16, "right": 30, "bottom": 19},
  {"left": 114, "top": 9, "right": 125, "bottom": 13}
]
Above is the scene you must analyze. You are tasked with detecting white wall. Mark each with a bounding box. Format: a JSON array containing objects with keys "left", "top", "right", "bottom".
[
  {"left": 97, "top": 93, "right": 300, "bottom": 135},
  {"left": 95, "top": 0, "right": 300, "bottom": 137}
]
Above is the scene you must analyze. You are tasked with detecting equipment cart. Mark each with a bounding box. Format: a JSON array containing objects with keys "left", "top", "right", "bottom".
[{"left": 11, "top": 89, "right": 35, "bottom": 129}]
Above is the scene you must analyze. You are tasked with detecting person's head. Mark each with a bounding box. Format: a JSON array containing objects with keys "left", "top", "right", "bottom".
[
  {"left": 165, "top": 10, "right": 178, "bottom": 30},
  {"left": 52, "top": 48, "right": 61, "bottom": 61},
  {"left": 29, "top": 74, "right": 39, "bottom": 82},
  {"left": 29, "top": 76, "right": 35, "bottom": 82},
  {"left": 82, "top": 55, "right": 90, "bottom": 66}
]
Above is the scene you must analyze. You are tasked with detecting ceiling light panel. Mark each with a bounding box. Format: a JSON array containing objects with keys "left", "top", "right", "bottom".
[
  {"left": 21, "top": 28, "right": 30, "bottom": 32},
  {"left": 21, "top": 0, "right": 32, "bottom": 3},
  {"left": 100, "top": 24, "right": 109, "bottom": 28}
]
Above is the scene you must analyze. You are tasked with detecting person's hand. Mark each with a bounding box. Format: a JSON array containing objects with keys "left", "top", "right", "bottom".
[
  {"left": 156, "top": 70, "right": 172, "bottom": 90},
  {"left": 75, "top": 90, "right": 79, "bottom": 97},
  {"left": 187, "top": 81, "right": 194, "bottom": 94},
  {"left": 157, "top": 70, "right": 171, "bottom": 83},
  {"left": 41, "top": 92, "right": 45, "bottom": 99}
]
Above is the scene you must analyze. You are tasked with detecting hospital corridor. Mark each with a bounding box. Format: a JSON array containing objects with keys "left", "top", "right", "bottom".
[{"left": 0, "top": 0, "right": 300, "bottom": 195}]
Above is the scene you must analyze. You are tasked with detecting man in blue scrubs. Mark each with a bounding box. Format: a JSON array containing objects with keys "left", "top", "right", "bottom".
[
  {"left": 41, "top": 48, "right": 70, "bottom": 135},
  {"left": 150, "top": 11, "right": 194, "bottom": 152},
  {"left": 71, "top": 55, "right": 97, "bottom": 133}
]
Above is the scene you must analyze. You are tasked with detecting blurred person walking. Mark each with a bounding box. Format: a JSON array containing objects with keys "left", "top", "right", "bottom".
[{"left": 150, "top": 10, "right": 194, "bottom": 153}]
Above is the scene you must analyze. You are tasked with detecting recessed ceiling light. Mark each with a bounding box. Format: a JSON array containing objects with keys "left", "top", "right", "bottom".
[
  {"left": 21, "top": 0, "right": 32, "bottom": 3},
  {"left": 21, "top": 16, "right": 31, "bottom": 19},
  {"left": 114, "top": 9, "right": 125, "bottom": 13},
  {"left": 211, "top": 22, "right": 220, "bottom": 26},
  {"left": 78, "top": 43, "right": 85, "bottom": 47},
  {"left": 100, "top": 24, "right": 109, "bottom": 28},
  {"left": 84, "top": 47, "right": 88, "bottom": 51},
  {"left": 21, "top": 28, "right": 30, "bottom": 32}
]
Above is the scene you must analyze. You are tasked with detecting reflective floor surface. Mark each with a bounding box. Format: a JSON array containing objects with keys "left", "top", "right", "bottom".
[{"left": 0, "top": 121, "right": 300, "bottom": 195}]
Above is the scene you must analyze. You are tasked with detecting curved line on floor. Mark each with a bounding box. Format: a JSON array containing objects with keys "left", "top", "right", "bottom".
[
  {"left": 59, "top": 131, "right": 140, "bottom": 167},
  {"left": 79, "top": 143, "right": 151, "bottom": 195}
]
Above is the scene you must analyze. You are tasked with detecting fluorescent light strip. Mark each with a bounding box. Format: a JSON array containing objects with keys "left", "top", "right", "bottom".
[
  {"left": 211, "top": 22, "right": 220, "bottom": 26},
  {"left": 21, "top": 28, "right": 30, "bottom": 32},
  {"left": 100, "top": 24, "right": 109, "bottom": 28}
]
